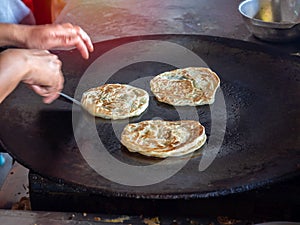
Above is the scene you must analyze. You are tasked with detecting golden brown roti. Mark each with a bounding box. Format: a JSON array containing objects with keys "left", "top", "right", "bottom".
[
  {"left": 81, "top": 84, "right": 149, "bottom": 119},
  {"left": 121, "top": 120, "right": 206, "bottom": 158},
  {"left": 150, "top": 67, "right": 220, "bottom": 106}
]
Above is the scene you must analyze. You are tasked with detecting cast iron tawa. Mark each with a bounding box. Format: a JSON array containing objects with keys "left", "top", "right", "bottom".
[{"left": 0, "top": 35, "right": 299, "bottom": 199}]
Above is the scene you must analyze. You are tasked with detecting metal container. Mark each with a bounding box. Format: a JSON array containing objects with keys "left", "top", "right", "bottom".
[{"left": 238, "top": 0, "right": 300, "bottom": 42}]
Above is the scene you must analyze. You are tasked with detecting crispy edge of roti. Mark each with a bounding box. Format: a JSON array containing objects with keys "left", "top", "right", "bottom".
[
  {"left": 150, "top": 67, "right": 220, "bottom": 106},
  {"left": 127, "top": 133, "right": 207, "bottom": 158},
  {"left": 81, "top": 84, "right": 149, "bottom": 119},
  {"left": 121, "top": 120, "right": 206, "bottom": 158}
]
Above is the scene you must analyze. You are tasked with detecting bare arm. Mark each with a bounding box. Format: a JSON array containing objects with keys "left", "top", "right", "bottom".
[{"left": 0, "top": 23, "right": 94, "bottom": 59}]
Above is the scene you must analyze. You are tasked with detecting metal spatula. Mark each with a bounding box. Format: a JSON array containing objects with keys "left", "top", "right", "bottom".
[{"left": 58, "top": 92, "right": 81, "bottom": 106}]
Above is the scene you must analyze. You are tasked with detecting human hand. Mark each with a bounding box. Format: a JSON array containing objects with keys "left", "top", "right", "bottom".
[
  {"left": 24, "top": 23, "right": 94, "bottom": 59},
  {"left": 0, "top": 49, "right": 64, "bottom": 104},
  {"left": 21, "top": 49, "right": 64, "bottom": 103}
]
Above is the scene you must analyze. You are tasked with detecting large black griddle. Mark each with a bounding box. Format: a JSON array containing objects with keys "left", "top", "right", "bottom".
[{"left": 0, "top": 35, "right": 299, "bottom": 199}]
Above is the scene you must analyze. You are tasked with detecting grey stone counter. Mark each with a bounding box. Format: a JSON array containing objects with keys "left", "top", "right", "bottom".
[
  {"left": 55, "top": 0, "right": 250, "bottom": 43},
  {"left": 55, "top": 0, "right": 299, "bottom": 54}
]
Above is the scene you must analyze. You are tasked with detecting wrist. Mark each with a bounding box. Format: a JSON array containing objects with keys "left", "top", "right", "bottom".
[
  {"left": 0, "top": 49, "right": 30, "bottom": 81},
  {"left": 0, "top": 24, "right": 30, "bottom": 48},
  {"left": 11, "top": 24, "right": 31, "bottom": 48},
  {"left": 0, "top": 50, "right": 27, "bottom": 99}
]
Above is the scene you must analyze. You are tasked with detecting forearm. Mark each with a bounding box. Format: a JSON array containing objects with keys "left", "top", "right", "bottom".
[
  {"left": 0, "top": 23, "right": 29, "bottom": 48},
  {"left": 0, "top": 50, "right": 27, "bottom": 103},
  {"left": 0, "top": 71, "right": 21, "bottom": 104}
]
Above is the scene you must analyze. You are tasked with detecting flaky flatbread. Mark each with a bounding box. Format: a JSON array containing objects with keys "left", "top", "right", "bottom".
[
  {"left": 81, "top": 84, "right": 149, "bottom": 119},
  {"left": 150, "top": 67, "right": 220, "bottom": 106},
  {"left": 121, "top": 120, "right": 206, "bottom": 158}
]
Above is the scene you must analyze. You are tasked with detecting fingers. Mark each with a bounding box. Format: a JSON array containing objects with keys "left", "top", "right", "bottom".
[
  {"left": 27, "top": 23, "right": 94, "bottom": 59},
  {"left": 30, "top": 86, "right": 57, "bottom": 104},
  {"left": 50, "top": 23, "right": 94, "bottom": 59},
  {"left": 30, "top": 74, "right": 63, "bottom": 104},
  {"left": 44, "top": 92, "right": 60, "bottom": 104},
  {"left": 61, "top": 23, "right": 93, "bottom": 51},
  {"left": 34, "top": 70, "right": 64, "bottom": 104},
  {"left": 73, "top": 25, "right": 94, "bottom": 53},
  {"left": 61, "top": 35, "right": 90, "bottom": 59},
  {"left": 44, "top": 70, "right": 64, "bottom": 104},
  {"left": 62, "top": 24, "right": 94, "bottom": 59}
]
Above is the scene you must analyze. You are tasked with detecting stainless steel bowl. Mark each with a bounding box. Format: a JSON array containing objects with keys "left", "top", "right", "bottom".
[{"left": 238, "top": 0, "right": 300, "bottom": 42}]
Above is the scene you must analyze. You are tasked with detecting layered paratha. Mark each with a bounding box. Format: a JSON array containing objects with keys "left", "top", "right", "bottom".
[
  {"left": 121, "top": 120, "right": 206, "bottom": 158},
  {"left": 150, "top": 67, "right": 220, "bottom": 106},
  {"left": 81, "top": 84, "right": 149, "bottom": 119}
]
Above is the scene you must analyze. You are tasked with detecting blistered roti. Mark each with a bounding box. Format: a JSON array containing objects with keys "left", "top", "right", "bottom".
[
  {"left": 121, "top": 120, "right": 206, "bottom": 158},
  {"left": 81, "top": 84, "right": 149, "bottom": 119},
  {"left": 150, "top": 67, "right": 220, "bottom": 106}
]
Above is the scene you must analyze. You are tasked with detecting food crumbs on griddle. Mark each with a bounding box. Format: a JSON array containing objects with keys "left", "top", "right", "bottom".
[
  {"left": 103, "top": 216, "right": 130, "bottom": 223},
  {"left": 217, "top": 216, "right": 241, "bottom": 225},
  {"left": 94, "top": 217, "right": 101, "bottom": 221},
  {"left": 189, "top": 219, "right": 200, "bottom": 225},
  {"left": 170, "top": 219, "right": 179, "bottom": 225},
  {"left": 143, "top": 217, "right": 160, "bottom": 225},
  {"left": 11, "top": 196, "right": 31, "bottom": 210},
  {"left": 68, "top": 214, "right": 75, "bottom": 220}
]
